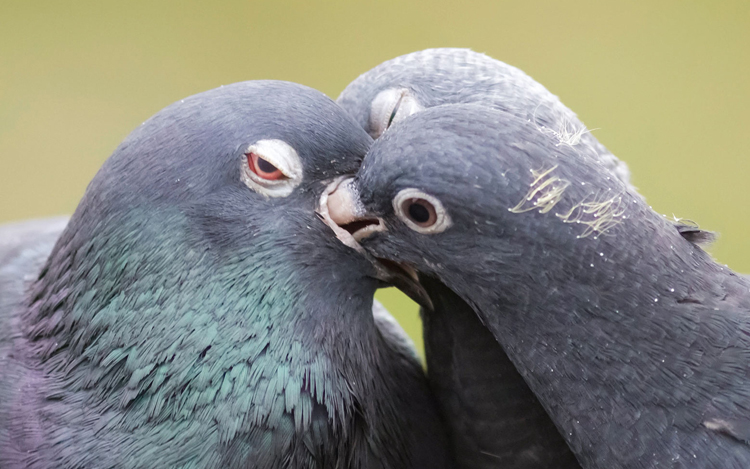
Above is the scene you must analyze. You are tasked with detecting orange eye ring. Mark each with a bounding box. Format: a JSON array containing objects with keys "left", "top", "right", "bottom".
[{"left": 247, "top": 152, "right": 286, "bottom": 180}]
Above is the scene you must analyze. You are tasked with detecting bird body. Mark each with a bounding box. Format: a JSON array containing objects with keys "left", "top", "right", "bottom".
[
  {"left": 329, "top": 103, "right": 750, "bottom": 468},
  {"left": 0, "top": 81, "right": 450, "bottom": 468}
]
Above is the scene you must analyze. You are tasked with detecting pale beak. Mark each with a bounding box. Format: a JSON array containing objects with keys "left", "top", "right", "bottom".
[
  {"left": 318, "top": 177, "right": 433, "bottom": 311},
  {"left": 325, "top": 178, "right": 386, "bottom": 241}
]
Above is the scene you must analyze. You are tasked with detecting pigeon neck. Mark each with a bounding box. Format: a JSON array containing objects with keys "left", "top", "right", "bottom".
[
  {"left": 20, "top": 207, "right": 401, "bottom": 457},
  {"left": 470, "top": 208, "right": 750, "bottom": 465}
]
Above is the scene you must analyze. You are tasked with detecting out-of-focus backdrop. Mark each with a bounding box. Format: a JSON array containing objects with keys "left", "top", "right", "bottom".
[{"left": 2, "top": 1, "right": 749, "bottom": 357}]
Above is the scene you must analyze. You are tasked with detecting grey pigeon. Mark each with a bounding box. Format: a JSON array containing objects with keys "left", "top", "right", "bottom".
[
  {"left": 326, "top": 103, "right": 750, "bottom": 468},
  {"left": 0, "top": 81, "right": 452, "bottom": 468},
  {"left": 335, "top": 48, "right": 589, "bottom": 468}
]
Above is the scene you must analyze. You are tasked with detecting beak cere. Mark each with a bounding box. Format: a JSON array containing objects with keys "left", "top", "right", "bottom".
[
  {"left": 326, "top": 179, "right": 364, "bottom": 226},
  {"left": 317, "top": 177, "right": 434, "bottom": 311},
  {"left": 324, "top": 178, "right": 386, "bottom": 241}
]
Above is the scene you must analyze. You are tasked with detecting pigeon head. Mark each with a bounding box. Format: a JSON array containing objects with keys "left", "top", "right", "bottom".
[
  {"left": 337, "top": 48, "right": 546, "bottom": 139},
  {"left": 337, "top": 47, "right": 631, "bottom": 186},
  {"left": 327, "top": 103, "right": 649, "bottom": 307},
  {"left": 29, "top": 81, "right": 381, "bottom": 347},
  {"left": 79, "top": 79, "right": 371, "bottom": 261}
]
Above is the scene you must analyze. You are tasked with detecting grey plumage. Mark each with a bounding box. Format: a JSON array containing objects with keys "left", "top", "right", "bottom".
[
  {"left": 420, "top": 275, "right": 581, "bottom": 468},
  {"left": 337, "top": 48, "right": 586, "bottom": 468},
  {"left": 0, "top": 81, "right": 451, "bottom": 468},
  {"left": 340, "top": 103, "right": 750, "bottom": 468},
  {"left": 0, "top": 217, "right": 69, "bottom": 324},
  {"left": 0, "top": 217, "right": 70, "bottom": 422},
  {"left": 338, "top": 48, "right": 631, "bottom": 187}
]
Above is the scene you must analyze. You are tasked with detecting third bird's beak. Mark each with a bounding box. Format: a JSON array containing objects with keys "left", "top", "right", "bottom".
[{"left": 318, "top": 177, "right": 433, "bottom": 311}]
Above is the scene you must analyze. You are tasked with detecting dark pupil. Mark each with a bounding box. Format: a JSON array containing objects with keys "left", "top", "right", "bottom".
[
  {"left": 408, "top": 202, "right": 430, "bottom": 223},
  {"left": 257, "top": 157, "right": 278, "bottom": 174}
]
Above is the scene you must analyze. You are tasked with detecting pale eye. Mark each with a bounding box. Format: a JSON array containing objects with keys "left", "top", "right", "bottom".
[
  {"left": 241, "top": 139, "right": 303, "bottom": 198},
  {"left": 369, "top": 88, "right": 423, "bottom": 138},
  {"left": 393, "top": 188, "right": 451, "bottom": 234}
]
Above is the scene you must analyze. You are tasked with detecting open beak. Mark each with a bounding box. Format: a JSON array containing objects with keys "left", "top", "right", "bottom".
[{"left": 317, "top": 177, "right": 433, "bottom": 311}]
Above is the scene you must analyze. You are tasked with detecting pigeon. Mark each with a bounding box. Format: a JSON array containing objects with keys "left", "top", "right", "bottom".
[
  {"left": 0, "top": 81, "right": 452, "bottom": 469},
  {"left": 325, "top": 103, "right": 750, "bottom": 468},
  {"left": 335, "top": 48, "right": 589, "bottom": 468}
]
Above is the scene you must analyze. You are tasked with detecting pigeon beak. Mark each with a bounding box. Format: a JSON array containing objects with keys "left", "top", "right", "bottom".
[
  {"left": 325, "top": 178, "right": 386, "bottom": 242},
  {"left": 370, "top": 258, "right": 434, "bottom": 312},
  {"left": 318, "top": 177, "right": 433, "bottom": 311}
]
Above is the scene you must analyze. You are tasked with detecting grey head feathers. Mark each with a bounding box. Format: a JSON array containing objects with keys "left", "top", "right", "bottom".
[
  {"left": 337, "top": 48, "right": 631, "bottom": 189},
  {"left": 0, "top": 81, "right": 451, "bottom": 469},
  {"left": 343, "top": 103, "right": 750, "bottom": 468}
]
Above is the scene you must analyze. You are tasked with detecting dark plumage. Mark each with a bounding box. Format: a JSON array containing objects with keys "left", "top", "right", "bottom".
[
  {"left": 330, "top": 103, "right": 750, "bottom": 468},
  {"left": 0, "top": 81, "right": 451, "bottom": 468},
  {"left": 336, "top": 48, "right": 588, "bottom": 468},
  {"left": 420, "top": 276, "right": 581, "bottom": 468}
]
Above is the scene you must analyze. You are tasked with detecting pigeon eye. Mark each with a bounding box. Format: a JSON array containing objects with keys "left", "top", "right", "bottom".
[
  {"left": 393, "top": 188, "right": 451, "bottom": 234},
  {"left": 241, "top": 139, "right": 303, "bottom": 198},
  {"left": 247, "top": 152, "right": 286, "bottom": 180},
  {"left": 404, "top": 199, "right": 436, "bottom": 226},
  {"left": 369, "top": 88, "right": 423, "bottom": 139}
]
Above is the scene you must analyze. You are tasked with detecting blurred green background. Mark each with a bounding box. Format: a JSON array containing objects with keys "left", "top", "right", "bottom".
[{"left": 1, "top": 1, "right": 748, "bottom": 357}]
